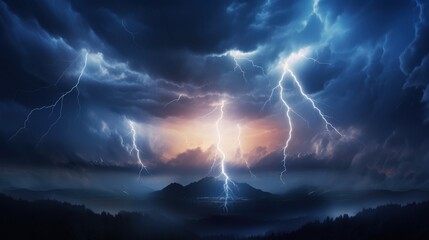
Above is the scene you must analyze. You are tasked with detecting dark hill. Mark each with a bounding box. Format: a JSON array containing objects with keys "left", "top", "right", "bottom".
[
  {"left": 244, "top": 201, "right": 429, "bottom": 240},
  {"left": 155, "top": 177, "right": 273, "bottom": 200},
  {"left": 0, "top": 194, "right": 195, "bottom": 240}
]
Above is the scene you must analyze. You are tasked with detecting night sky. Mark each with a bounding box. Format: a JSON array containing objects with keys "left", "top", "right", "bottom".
[{"left": 0, "top": 0, "right": 428, "bottom": 193}]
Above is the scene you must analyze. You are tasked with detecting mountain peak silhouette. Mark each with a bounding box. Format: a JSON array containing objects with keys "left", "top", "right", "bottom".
[{"left": 157, "top": 177, "right": 272, "bottom": 200}]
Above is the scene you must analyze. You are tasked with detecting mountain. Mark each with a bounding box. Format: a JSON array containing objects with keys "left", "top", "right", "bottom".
[{"left": 155, "top": 177, "right": 273, "bottom": 200}]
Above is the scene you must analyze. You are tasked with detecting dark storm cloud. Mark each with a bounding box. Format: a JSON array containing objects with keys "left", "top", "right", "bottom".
[
  {"left": 2, "top": 0, "right": 312, "bottom": 88},
  {"left": 68, "top": 0, "right": 271, "bottom": 83},
  {"left": 238, "top": 0, "right": 429, "bottom": 188},
  {"left": 286, "top": 0, "right": 429, "bottom": 187},
  {"left": 0, "top": 0, "right": 429, "bottom": 189}
]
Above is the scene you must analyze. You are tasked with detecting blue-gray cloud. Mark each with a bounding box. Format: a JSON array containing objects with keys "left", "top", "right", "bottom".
[{"left": 0, "top": 0, "right": 428, "bottom": 190}]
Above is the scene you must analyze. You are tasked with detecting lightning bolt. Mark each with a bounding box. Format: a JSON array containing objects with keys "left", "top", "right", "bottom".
[
  {"left": 128, "top": 120, "right": 148, "bottom": 179},
  {"left": 266, "top": 50, "right": 342, "bottom": 183},
  {"left": 9, "top": 52, "right": 89, "bottom": 142},
  {"left": 210, "top": 50, "right": 265, "bottom": 83},
  {"left": 269, "top": 67, "right": 294, "bottom": 184},
  {"left": 214, "top": 100, "right": 233, "bottom": 210},
  {"left": 232, "top": 56, "right": 248, "bottom": 82},
  {"left": 299, "top": 54, "right": 333, "bottom": 66},
  {"left": 13, "top": 56, "right": 80, "bottom": 100},
  {"left": 230, "top": 50, "right": 265, "bottom": 82},
  {"left": 285, "top": 66, "right": 343, "bottom": 136},
  {"left": 164, "top": 94, "right": 183, "bottom": 108},
  {"left": 236, "top": 124, "right": 255, "bottom": 178}
]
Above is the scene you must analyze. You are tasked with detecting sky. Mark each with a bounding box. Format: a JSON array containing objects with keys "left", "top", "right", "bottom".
[{"left": 0, "top": 0, "right": 428, "bottom": 192}]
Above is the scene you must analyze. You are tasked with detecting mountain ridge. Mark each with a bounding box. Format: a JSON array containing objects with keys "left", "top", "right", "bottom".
[{"left": 155, "top": 177, "right": 274, "bottom": 200}]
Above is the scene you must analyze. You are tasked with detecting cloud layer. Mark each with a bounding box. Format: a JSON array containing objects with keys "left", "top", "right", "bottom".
[{"left": 0, "top": 0, "right": 428, "bottom": 190}]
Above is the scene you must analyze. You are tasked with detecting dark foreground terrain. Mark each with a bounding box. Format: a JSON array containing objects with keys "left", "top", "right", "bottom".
[{"left": 1, "top": 193, "right": 429, "bottom": 240}]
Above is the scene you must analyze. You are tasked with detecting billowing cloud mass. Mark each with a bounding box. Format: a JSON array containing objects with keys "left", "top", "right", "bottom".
[{"left": 0, "top": 0, "right": 428, "bottom": 190}]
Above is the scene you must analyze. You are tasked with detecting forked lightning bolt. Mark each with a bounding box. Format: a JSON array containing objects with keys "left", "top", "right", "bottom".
[
  {"left": 215, "top": 100, "right": 232, "bottom": 210},
  {"left": 266, "top": 51, "right": 342, "bottom": 183},
  {"left": 9, "top": 52, "right": 89, "bottom": 142},
  {"left": 285, "top": 67, "right": 343, "bottom": 136},
  {"left": 128, "top": 120, "right": 148, "bottom": 179},
  {"left": 230, "top": 50, "right": 265, "bottom": 82},
  {"left": 13, "top": 55, "right": 80, "bottom": 99},
  {"left": 210, "top": 50, "right": 265, "bottom": 82},
  {"left": 271, "top": 67, "right": 294, "bottom": 184}
]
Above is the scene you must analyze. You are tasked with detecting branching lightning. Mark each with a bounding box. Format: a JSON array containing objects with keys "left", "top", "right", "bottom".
[
  {"left": 210, "top": 50, "right": 265, "bottom": 83},
  {"left": 13, "top": 56, "right": 80, "bottom": 100},
  {"left": 230, "top": 50, "right": 265, "bottom": 82},
  {"left": 271, "top": 67, "right": 294, "bottom": 184},
  {"left": 219, "top": 48, "right": 342, "bottom": 183},
  {"left": 285, "top": 67, "right": 343, "bottom": 136},
  {"left": 9, "top": 52, "right": 89, "bottom": 142},
  {"left": 232, "top": 57, "right": 248, "bottom": 82},
  {"left": 215, "top": 100, "right": 233, "bottom": 210},
  {"left": 128, "top": 120, "right": 148, "bottom": 179},
  {"left": 263, "top": 50, "right": 342, "bottom": 183}
]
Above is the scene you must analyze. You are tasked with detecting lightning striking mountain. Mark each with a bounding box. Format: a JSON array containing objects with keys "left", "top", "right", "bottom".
[
  {"left": 9, "top": 52, "right": 89, "bottom": 142},
  {"left": 215, "top": 100, "right": 232, "bottom": 210}
]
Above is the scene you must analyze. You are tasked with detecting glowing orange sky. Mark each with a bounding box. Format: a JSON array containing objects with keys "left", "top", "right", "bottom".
[{"left": 140, "top": 104, "right": 290, "bottom": 167}]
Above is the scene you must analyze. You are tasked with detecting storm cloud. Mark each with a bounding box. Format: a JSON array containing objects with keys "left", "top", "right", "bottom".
[{"left": 0, "top": 0, "right": 428, "bottom": 190}]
